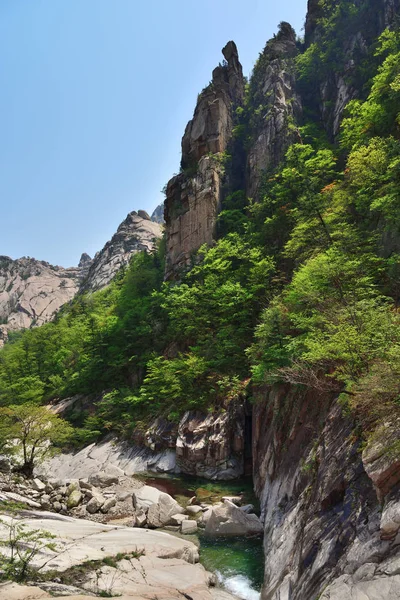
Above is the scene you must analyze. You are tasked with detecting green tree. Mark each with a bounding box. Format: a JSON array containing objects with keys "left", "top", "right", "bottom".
[{"left": 0, "top": 404, "right": 73, "bottom": 477}]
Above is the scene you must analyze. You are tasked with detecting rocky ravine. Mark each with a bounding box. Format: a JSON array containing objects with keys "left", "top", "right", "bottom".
[{"left": 0, "top": 210, "right": 162, "bottom": 345}]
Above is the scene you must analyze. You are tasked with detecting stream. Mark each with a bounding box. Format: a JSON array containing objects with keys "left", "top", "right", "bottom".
[{"left": 143, "top": 474, "right": 264, "bottom": 600}]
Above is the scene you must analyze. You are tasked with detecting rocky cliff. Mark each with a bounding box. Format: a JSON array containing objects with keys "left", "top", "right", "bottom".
[
  {"left": 0, "top": 256, "right": 80, "bottom": 345},
  {"left": 160, "top": 2, "right": 400, "bottom": 598},
  {"left": 164, "top": 42, "right": 244, "bottom": 279},
  {"left": 246, "top": 22, "right": 302, "bottom": 200},
  {"left": 304, "top": 0, "right": 400, "bottom": 138},
  {"left": 252, "top": 386, "right": 400, "bottom": 600},
  {"left": 81, "top": 210, "right": 162, "bottom": 292}
]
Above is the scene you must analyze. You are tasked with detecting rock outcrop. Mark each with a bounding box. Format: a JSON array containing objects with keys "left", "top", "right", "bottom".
[
  {"left": 304, "top": 0, "right": 400, "bottom": 138},
  {"left": 81, "top": 211, "right": 162, "bottom": 292},
  {"left": 246, "top": 22, "right": 302, "bottom": 200},
  {"left": 0, "top": 210, "right": 162, "bottom": 342},
  {"left": 0, "top": 256, "right": 80, "bottom": 345},
  {"left": 164, "top": 42, "right": 245, "bottom": 280},
  {"left": 43, "top": 397, "right": 246, "bottom": 481},
  {"left": 252, "top": 385, "right": 400, "bottom": 600},
  {"left": 176, "top": 400, "right": 245, "bottom": 480},
  {"left": 150, "top": 203, "right": 165, "bottom": 224}
]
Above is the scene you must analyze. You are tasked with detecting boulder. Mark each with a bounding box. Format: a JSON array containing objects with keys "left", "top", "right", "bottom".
[
  {"left": 40, "top": 495, "right": 51, "bottom": 510},
  {"left": 88, "top": 471, "right": 119, "bottom": 488},
  {"left": 186, "top": 505, "right": 203, "bottom": 516},
  {"left": 66, "top": 490, "right": 83, "bottom": 509},
  {"left": 32, "top": 478, "right": 46, "bottom": 492},
  {"left": 86, "top": 494, "right": 105, "bottom": 514},
  {"left": 147, "top": 492, "right": 184, "bottom": 528},
  {"left": 66, "top": 480, "right": 80, "bottom": 494},
  {"left": 132, "top": 485, "right": 163, "bottom": 510},
  {"left": 170, "top": 514, "right": 189, "bottom": 525},
  {"left": 239, "top": 504, "right": 255, "bottom": 514},
  {"left": 117, "top": 491, "right": 131, "bottom": 502},
  {"left": 47, "top": 478, "right": 64, "bottom": 489},
  {"left": 205, "top": 500, "right": 263, "bottom": 537},
  {"left": 135, "top": 511, "right": 147, "bottom": 527},
  {"left": 181, "top": 520, "right": 198, "bottom": 534},
  {"left": 79, "top": 479, "right": 92, "bottom": 491},
  {"left": 101, "top": 497, "right": 116, "bottom": 513},
  {"left": 53, "top": 501, "right": 62, "bottom": 512},
  {"left": 380, "top": 498, "right": 400, "bottom": 540}
]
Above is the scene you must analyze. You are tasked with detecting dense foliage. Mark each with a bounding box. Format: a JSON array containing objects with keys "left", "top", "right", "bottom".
[{"left": 1, "top": 20, "right": 400, "bottom": 447}]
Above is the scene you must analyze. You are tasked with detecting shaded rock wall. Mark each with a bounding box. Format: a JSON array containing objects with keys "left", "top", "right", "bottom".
[{"left": 252, "top": 385, "right": 400, "bottom": 600}]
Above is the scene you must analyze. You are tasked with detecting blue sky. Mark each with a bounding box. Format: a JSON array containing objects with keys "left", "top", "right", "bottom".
[{"left": 0, "top": 0, "right": 308, "bottom": 266}]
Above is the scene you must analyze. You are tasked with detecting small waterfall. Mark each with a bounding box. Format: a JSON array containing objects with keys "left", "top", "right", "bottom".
[{"left": 216, "top": 570, "right": 261, "bottom": 600}]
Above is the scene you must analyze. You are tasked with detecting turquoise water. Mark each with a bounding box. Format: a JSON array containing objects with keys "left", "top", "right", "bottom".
[
  {"left": 200, "top": 535, "right": 264, "bottom": 599},
  {"left": 143, "top": 473, "right": 264, "bottom": 599}
]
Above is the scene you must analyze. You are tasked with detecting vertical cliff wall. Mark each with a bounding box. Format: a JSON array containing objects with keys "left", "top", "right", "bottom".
[
  {"left": 164, "top": 42, "right": 244, "bottom": 280},
  {"left": 253, "top": 386, "right": 400, "bottom": 600},
  {"left": 246, "top": 23, "right": 302, "bottom": 200}
]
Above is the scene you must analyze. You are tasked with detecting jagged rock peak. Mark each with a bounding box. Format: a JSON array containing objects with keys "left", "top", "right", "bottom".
[
  {"left": 78, "top": 253, "right": 92, "bottom": 268},
  {"left": 181, "top": 41, "right": 245, "bottom": 169},
  {"left": 246, "top": 21, "right": 302, "bottom": 199},
  {"left": 264, "top": 21, "right": 298, "bottom": 57},
  {"left": 151, "top": 203, "right": 165, "bottom": 224},
  {"left": 81, "top": 210, "right": 162, "bottom": 292}
]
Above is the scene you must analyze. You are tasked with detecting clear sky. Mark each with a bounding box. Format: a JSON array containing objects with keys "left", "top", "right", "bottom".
[{"left": 0, "top": 0, "right": 308, "bottom": 267}]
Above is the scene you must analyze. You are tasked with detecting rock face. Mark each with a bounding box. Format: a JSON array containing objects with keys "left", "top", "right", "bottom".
[
  {"left": 252, "top": 385, "right": 400, "bottom": 600},
  {"left": 43, "top": 397, "right": 246, "bottom": 481},
  {"left": 164, "top": 42, "right": 244, "bottom": 280},
  {"left": 0, "top": 210, "right": 162, "bottom": 342},
  {"left": 0, "top": 512, "right": 229, "bottom": 600},
  {"left": 150, "top": 203, "right": 165, "bottom": 224},
  {"left": 81, "top": 211, "right": 162, "bottom": 291},
  {"left": 246, "top": 22, "right": 302, "bottom": 200},
  {"left": 176, "top": 400, "right": 245, "bottom": 479},
  {"left": 0, "top": 256, "right": 80, "bottom": 345},
  {"left": 304, "top": 0, "right": 400, "bottom": 138}
]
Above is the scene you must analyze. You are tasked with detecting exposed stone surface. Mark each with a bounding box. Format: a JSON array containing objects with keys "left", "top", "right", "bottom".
[
  {"left": 42, "top": 399, "right": 246, "bottom": 481},
  {"left": 246, "top": 22, "right": 302, "bottom": 200},
  {"left": 304, "top": 0, "right": 400, "bottom": 138},
  {"left": 146, "top": 491, "right": 183, "bottom": 528},
  {"left": 205, "top": 499, "right": 263, "bottom": 537},
  {"left": 66, "top": 489, "right": 83, "bottom": 509},
  {"left": 150, "top": 203, "right": 165, "bottom": 224},
  {"left": 0, "top": 512, "right": 233, "bottom": 600},
  {"left": 252, "top": 385, "right": 400, "bottom": 600},
  {"left": 164, "top": 42, "right": 244, "bottom": 280},
  {"left": 176, "top": 399, "right": 245, "bottom": 480},
  {"left": 0, "top": 209, "right": 162, "bottom": 342},
  {"left": 181, "top": 519, "right": 198, "bottom": 534},
  {"left": 81, "top": 211, "right": 162, "bottom": 292},
  {"left": 0, "top": 255, "right": 80, "bottom": 344}
]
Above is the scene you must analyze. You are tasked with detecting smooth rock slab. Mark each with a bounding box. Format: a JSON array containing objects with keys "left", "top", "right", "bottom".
[{"left": 0, "top": 512, "right": 237, "bottom": 599}]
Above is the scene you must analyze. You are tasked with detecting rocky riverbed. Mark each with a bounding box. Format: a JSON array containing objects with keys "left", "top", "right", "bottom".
[{"left": 0, "top": 464, "right": 264, "bottom": 599}]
